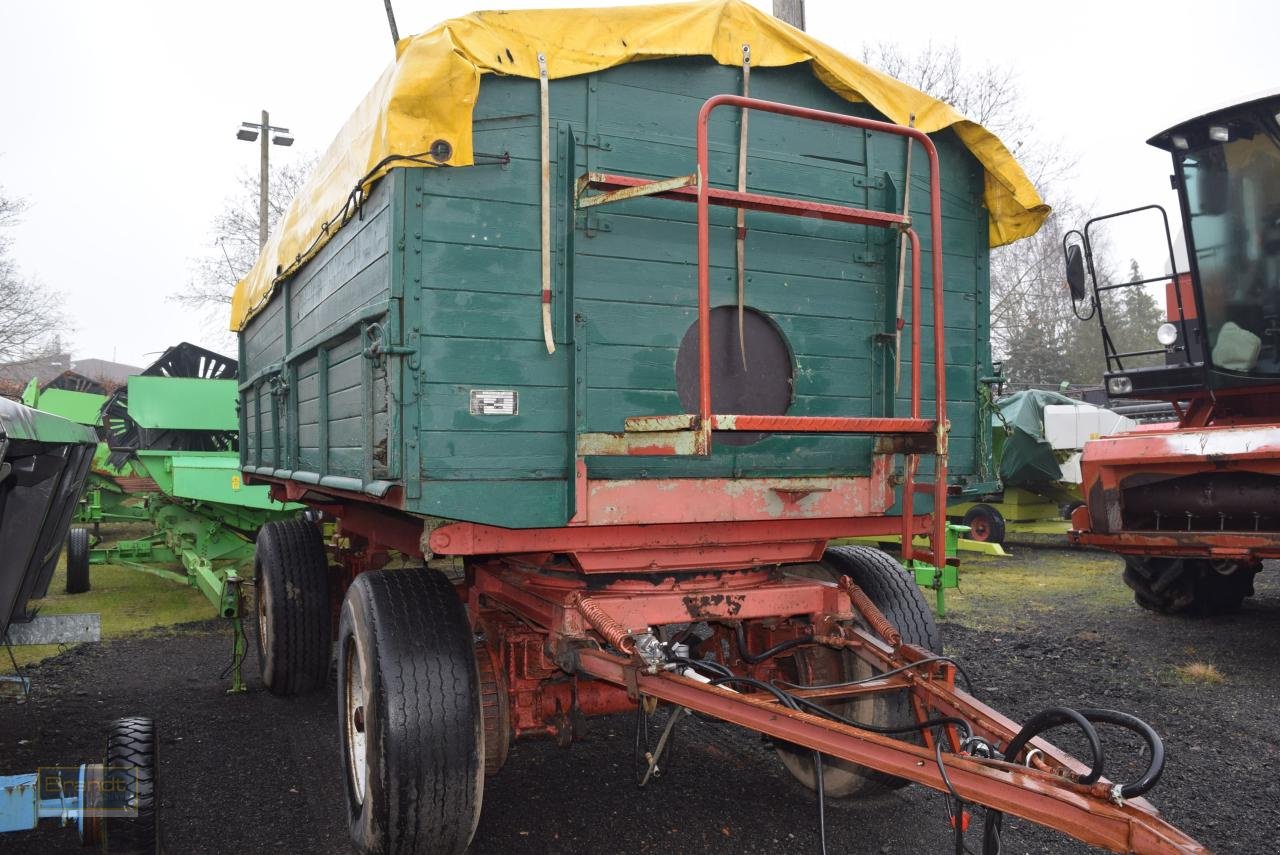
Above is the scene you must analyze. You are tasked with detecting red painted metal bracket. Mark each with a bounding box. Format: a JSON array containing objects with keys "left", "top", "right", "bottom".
[
  {"left": 430, "top": 514, "right": 931, "bottom": 573},
  {"left": 577, "top": 171, "right": 910, "bottom": 228}
]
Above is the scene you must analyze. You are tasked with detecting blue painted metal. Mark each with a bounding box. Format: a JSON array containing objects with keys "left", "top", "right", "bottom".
[
  {"left": 0, "top": 772, "right": 39, "bottom": 833},
  {"left": 0, "top": 766, "right": 91, "bottom": 837}
]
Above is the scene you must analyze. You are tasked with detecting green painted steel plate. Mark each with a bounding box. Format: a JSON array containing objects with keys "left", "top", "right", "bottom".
[
  {"left": 127, "top": 377, "right": 239, "bottom": 430},
  {"left": 25, "top": 386, "right": 107, "bottom": 426},
  {"left": 135, "top": 451, "right": 295, "bottom": 510}
]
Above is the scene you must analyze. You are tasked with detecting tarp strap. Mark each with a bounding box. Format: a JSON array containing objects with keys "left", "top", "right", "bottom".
[
  {"left": 736, "top": 43, "right": 751, "bottom": 370},
  {"left": 893, "top": 113, "right": 916, "bottom": 392},
  {"left": 539, "top": 52, "right": 556, "bottom": 355}
]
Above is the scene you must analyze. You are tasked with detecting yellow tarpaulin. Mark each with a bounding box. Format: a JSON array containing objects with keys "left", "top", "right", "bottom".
[{"left": 229, "top": 0, "right": 1049, "bottom": 330}]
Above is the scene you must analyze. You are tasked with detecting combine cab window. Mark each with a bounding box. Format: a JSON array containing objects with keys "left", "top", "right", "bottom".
[{"left": 1181, "top": 99, "right": 1280, "bottom": 377}]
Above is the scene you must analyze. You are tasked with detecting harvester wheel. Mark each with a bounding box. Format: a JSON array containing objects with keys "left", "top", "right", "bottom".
[
  {"left": 1124, "top": 556, "right": 1258, "bottom": 615},
  {"left": 962, "top": 503, "right": 1006, "bottom": 544},
  {"left": 775, "top": 546, "right": 941, "bottom": 798},
  {"left": 254, "top": 518, "right": 331, "bottom": 695},
  {"left": 101, "top": 716, "right": 160, "bottom": 854},
  {"left": 338, "top": 568, "right": 483, "bottom": 855},
  {"left": 66, "top": 527, "right": 91, "bottom": 594}
]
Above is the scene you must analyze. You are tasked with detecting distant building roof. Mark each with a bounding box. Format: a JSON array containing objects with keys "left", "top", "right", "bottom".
[{"left": 0, "top": 352, "right": 141, "bottom": 397}]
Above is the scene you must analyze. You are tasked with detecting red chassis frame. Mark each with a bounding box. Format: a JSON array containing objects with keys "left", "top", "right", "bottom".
[{"left": 252, "top": 96, "right": 1208, "bottom": 853}]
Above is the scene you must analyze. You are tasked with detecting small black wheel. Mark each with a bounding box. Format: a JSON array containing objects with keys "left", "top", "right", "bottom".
[
  {"left": 66, "top": 527, "right": 91, "bottom": 594},
  {"left": 254, "top": 518, "right": 332, "bottom": 695},
  {"left": 338, "top": 568, "right": 483, "bottom": 855},
  {"left": 962, "top": 504, "right": 1006, "bottom": 544},
  {"left": 775, "top": 546, "right": 941, "bottom": 798},
  {"left": 101, "top": 717, "right": 160, "bottom": 854},
  {"left": 1124, "top": 556, "right": 1257, "bottom": 615}
]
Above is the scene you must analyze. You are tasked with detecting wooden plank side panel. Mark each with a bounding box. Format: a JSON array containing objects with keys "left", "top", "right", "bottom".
[
  {"left": 296, "top": 355, "right": 320, "bottom": 472},
  {"left": 288, "top": 179, "right": 393, "bottom": 350}
]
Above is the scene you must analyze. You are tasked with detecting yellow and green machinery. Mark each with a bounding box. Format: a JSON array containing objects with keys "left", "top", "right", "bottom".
[{"left": 27, "top": 344, "right": 300, "bottom": 691}]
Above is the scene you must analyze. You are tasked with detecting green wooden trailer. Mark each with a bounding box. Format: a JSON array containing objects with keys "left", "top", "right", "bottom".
[
  {"left": 232, "top": 9, "right": 1199, "bottom": 853},
  {"left": 240, "top": 59, "right": 996, "bottom": 520}
]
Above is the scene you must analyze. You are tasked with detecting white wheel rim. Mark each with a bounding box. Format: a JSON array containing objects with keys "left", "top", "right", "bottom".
[
  {"left": 343, "top": 642, "right": 368, "bottom": 803},
  {"left": 256, "top": 576, "right": 269, "bottom": 654}
]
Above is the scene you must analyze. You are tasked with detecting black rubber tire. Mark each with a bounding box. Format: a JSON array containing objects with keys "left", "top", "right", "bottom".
[
  {"left": 476, "top": 639, "right": 511, "bottom": 777},
  {"left": 775, "top": 546, "right": 941, "bottom": 798},
  {"left": 338, "top": 568, "right": 483, "bottom": 855},
  {"left": 1124, "top": 556, "right": 1258, "bottom": 615},
  {"left": 101, "top": 716, "right": 160, "bottom": 854},
  {"left": 254, "top": 518, "right": 332, "bottom": 695},
  {"left": 962, "top": 504, "right": 1006, "bottom": 545},
  {"left": 66, "top": 527, "right": 91, "bottom": 594}
]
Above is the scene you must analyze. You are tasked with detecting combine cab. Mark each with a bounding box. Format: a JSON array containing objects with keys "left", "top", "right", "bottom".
[{"left": 1065, "top": 92, "right": 1280, "bottom": 613}]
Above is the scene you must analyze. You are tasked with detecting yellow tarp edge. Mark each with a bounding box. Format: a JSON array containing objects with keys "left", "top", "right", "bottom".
[{"left": 229, "top": 0, "right": 1049, "bottom": 331}]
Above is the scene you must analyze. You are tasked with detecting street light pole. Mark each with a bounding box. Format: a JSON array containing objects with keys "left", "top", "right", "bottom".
[
  {"left": 236, "top": 113, "right": 295, "bottom": 249},
  {"left": 259, "top": 109, "right": 270, "bottom": 249}
]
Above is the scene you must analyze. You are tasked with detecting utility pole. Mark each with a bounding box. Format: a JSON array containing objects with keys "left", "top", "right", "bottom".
[
  {"left": 773, "top": 0, "right": 805, "bottom": 30},
  {"left": 383, "top": 0, "right": 400, "bottom": 47},
  {"left": 236, "top": 113, "right": 295, "bottom": 249}
]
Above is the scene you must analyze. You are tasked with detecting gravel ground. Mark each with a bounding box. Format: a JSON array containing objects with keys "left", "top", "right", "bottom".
[{"left": 2, "top": 550, "right": 1278, "bottom": 854}]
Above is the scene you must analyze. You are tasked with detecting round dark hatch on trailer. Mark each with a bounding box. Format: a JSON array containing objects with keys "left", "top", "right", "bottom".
[{"left": 675, "top": 306, "right": 794, "bottom": 447}]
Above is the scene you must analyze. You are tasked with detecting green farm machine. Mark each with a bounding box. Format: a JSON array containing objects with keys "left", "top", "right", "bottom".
[
  {"left": 20, "top": 372, "right": 151, "bottom": 536},
  {"left": 26, "top": 343, "right": 299, "bottom": 690}
]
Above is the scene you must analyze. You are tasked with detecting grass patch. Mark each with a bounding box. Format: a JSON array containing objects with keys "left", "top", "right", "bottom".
[
  {"left": 1174, "top": 662, "right": 1226, "bottom": 685},
  {"left": 3, "top": 557, "right": 213, "bottom": 673},
  {"left": 938, "top": 546, "right": 1133, "bottom": 631}
]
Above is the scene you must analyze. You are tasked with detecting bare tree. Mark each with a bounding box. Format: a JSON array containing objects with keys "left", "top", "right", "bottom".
[
  {"left": 861, "top": 43, "right": 1103, "bottom": 384},
  {"left": 0, "top": 188, "right": 67, "bottom": 364},
  {"left": 175, "top": 158, "right": 315, "bottom": 348}
]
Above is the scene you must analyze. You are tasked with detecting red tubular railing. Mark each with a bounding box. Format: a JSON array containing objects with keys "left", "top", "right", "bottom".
[
  {"left": 692, "top": 96, "right": 948, "bottom": 564},
  {"left": 692, "top": 95, "right": 944, "bottom": 437}
]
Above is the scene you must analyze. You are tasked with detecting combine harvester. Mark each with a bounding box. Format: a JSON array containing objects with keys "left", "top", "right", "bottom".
[
  {"left": 232, "top": 3, "right": 1206, "bottom": 852},
  {"left": 20, "top": 372, "right": 151, "bottom": 592},
  {"left": 1065, "top": 91, "right": 1280, "bottom": 614},
  {"left": 58, "top": 343, "right": 299, "bottom": 691},
  {"left": 0, "top": 399, "right": 159, "bottom": 852}
]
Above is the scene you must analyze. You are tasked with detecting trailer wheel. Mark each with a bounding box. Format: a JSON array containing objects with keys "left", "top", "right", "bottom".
[
  {"left": 1124, "top": 556, "right": 1257, "bottom": 615},
  {"left": 476, "top": 637, "right": 511, "bottom": 776},
  {"left": 338, "top": 568, "right": 483, "bottom": 855},
  {"left": 101, "top": 716, "right": 160, "bottom": 854},
  {"left": 962, "top": 504, "right": 1006, "bottom": 544},
  {"left": 66, "top": 527, "right": 91, "bottom": 594},
  {"left": 775, "top": 546, "right": 940, "bottom": 798},
  {"left": 254, "top": 518, "right": 332, "bottom": 695}
]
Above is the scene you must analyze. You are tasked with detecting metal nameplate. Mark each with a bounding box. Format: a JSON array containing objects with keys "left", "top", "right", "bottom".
[{"left": 469, "top": 389, "right": 518, "bottom": 416}]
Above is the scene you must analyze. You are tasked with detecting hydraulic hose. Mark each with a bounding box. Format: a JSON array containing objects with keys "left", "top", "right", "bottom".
[
  {"left": 1077, "top": 707, "right": 1165, "bottom": 798},
  {"left": 982, "top": 705, "right": 1165, "bottom": 854},
  {"left": 1001, "top": 706, "right": 1105, "bottom": 786},
  {"left": 734, "top": 621, "right": 814, "bottom": 664}
]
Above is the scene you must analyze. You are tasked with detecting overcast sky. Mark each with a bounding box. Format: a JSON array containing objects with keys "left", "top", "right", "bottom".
[{"left": 0, "top": 0, "right": 1273, "bottom": 367}]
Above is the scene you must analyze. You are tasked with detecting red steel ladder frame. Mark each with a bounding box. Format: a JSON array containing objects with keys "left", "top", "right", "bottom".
[{"left": 576, "top": 94, "right": 950, "bottom": 574}]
